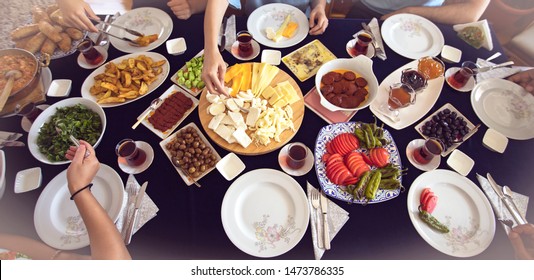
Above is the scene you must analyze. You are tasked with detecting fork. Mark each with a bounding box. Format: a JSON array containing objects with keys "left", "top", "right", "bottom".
[
  {"left": 231, "top": 99, "right": 249, "bottom": 113},
  {"left": 99, "top": 30, "right": 141, "bottom": 46},
  {"left": 122, "top": 181, "right": 140, "bottom": 238},
  {"left": 311, "top": 191, "right": 323, "bottom": 249}
]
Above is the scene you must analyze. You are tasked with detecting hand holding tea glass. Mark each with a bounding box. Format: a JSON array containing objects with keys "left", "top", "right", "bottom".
[{"left": 378, "top": 83, "right": 416, "bottom": 123}]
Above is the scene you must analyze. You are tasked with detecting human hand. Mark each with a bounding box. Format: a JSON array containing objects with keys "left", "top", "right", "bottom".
[
  {"left": 167, "top": 0, "right": 193, "bottom": 20},
  {"left": 508, "top": 224, "right": 534, "bottom": 260},
  {"left": 309, "top": 5, "right": 328, "bottom": 35},
  {"left": 380, "top": 7, "right": 412, "bottom": 21},
  {"left": 201, "top": 48, "right": 229, "bottom": 96},
  {"left": 56, "top": 0, "right": 100, "bottom": 33},
  {"left": 65, "top": 140, "right": 100, "bottom": 195},
  {"left": 508, "top": 69, "right": 534, "bottom": 94}
]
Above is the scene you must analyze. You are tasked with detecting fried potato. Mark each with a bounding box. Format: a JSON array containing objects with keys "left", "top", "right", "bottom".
[
  {"left": 39, "top": 20, "right": 62, "bottom": 43},
  {"left": 98, "top": 97, "right": 126, "bottom": 104},
  {"left": 10, "top": 24, "right": 40, "bottom": 40},
  {"left": 133, "top": 34, "right": 159, "bottom": 47}
]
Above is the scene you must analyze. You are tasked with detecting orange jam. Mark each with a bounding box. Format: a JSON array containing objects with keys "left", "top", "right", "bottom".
[{"left": 418, "top": 57, "right": 445, "bottom": 80}]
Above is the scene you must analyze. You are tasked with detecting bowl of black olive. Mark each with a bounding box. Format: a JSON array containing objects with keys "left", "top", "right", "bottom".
[{"left": 415, "top": 103, "right": 475, "bottom": 156}]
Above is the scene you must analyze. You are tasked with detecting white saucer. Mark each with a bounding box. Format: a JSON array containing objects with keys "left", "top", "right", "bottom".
[
  {"left": 21, "top": 104, "right": 49, "bottom": 132},
  {"left": 77, "top": 46, "right": 108, "bottom": 69},
  {"left": 406, "top": 139, "right": 440, "bottom": 171},
  {"left": 117, "top": 141, "right": 154, "bottom": 174},
  {"left": 231, "top": 40, "right": 260, "bottom": 61},
  {"left": 14, "top": 167, "right": 42, "bottom": 193},
  {"left": 445, "top": 67, "right": 476, "bottom": 92},
  {"left": 345, "top": 39, "right": 375, "bottom": 58},
  {"left": 42, "top": 67, "right": 52, "bottom": 93},
  {"left": 278, "top": 143, "right": 314, "bottom": 176}
]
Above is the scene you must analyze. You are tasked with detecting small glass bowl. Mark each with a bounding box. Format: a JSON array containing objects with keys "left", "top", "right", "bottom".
[{"left": 418, "top": 56, "right": 445, "bottom": 80}]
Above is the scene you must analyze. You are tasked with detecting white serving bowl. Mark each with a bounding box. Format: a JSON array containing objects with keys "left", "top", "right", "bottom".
[
  {"left": 28, "top": 98, "right": 106, "bottom": 165},
  {"left": 166, "top": 37, "right": 187, "bottom": 55},
  {"left": 315, "top": 56, "right": 379, "bottom": 112}
]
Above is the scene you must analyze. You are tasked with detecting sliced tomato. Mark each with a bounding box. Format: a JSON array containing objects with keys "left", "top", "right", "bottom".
[
  {"left": 423, "top": 195, "right": 438, "bottom": 214},
  {"left": 344, "top": 176, "right": 359, "bottom": 185},
  {"left": 361, "top": 152, "right": 374, "bottom": 166},
  {"left": 327, "top": 153, "right": 343, "bottom": 166},
  {"left": 326, "top": 141, "right": 334, "bottom": 155},
  {"left": 419, "top": 188, "right": 433, "bottom": 205},
  {"left": 322, "top": 153, "right": 331, "bottom": 162},
  {"left": 346, "top": 133, "right": 360, "bottom": 150},
  {"left": 370, "top": 147, "right": 390, "bottom": 168}
]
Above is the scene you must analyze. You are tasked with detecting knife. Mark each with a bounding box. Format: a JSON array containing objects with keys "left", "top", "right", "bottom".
[
  {"left": 503, "top": 185, "right": 528, "bottom": 225},
  {"left": 320, "top": 191, "right": 331, "bottom": 250},
  {"left": 124, "top": 181, "right": 148, "bottom": 245},
  {"left": 219, "top": 17, "right": 228, "bottom": 53},
  {"left": 487, "top": 173, "right": 527, "bottom": 225}
]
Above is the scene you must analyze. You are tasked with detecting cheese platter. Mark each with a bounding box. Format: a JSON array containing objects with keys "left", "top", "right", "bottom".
[{"left": 198, "top": 62, "right": 305, "bottom": 155}]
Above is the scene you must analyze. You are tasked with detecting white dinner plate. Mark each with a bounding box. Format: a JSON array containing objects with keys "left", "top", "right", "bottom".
[
  {"left": 108, "top": 7, "right": 173, "bottom": 53},
  {"left": 314, "top": 122, "right": 403, "bottom": 204},
  {"left": 221, "top": 169, "right": 309, "bottom": 258},
  {"left": 370, "top": 60, "right": 444, "bottom": 130},
  {"left": 471, "top": 78, "right": 534, "bottom": 140},
  {"left": 381, "top": 13, "right": 445, "bottom": 59},
  {"left": 407, "top": 169, "right": 495, "bottom": 257},
  {"left": 34, "top": 164, "right": 124, "bottom": 250},
  {"left": 247, "top": 3, "right": 309, "bottom": 48},
  {"left": 81, "top": 52, "right": 169, "bottom": 108}
]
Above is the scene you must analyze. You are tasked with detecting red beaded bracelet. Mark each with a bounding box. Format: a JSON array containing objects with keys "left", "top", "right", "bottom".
[{"left": 70, "top": 183, "right": 93, "bottom": 200}]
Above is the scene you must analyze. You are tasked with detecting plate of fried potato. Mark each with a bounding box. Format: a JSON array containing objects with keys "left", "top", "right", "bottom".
[{"left": 81, "top": 52, "right": 170, "bottom": 108}]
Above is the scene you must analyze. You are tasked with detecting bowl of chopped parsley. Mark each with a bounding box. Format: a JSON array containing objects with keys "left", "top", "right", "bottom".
[{"left": 28, "top": 98, "right": 106, "bottom": 164}]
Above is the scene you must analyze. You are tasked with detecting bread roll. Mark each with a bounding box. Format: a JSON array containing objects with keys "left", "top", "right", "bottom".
[
  {"left": 32, "top": 6, "right": 51, "bottom": 23},
  {"left": 65, "top": 27, "right": 84, "bottom": 40},
  {"left": 41, "top": 38, "right": 57, "bottom": 55},
  {"left": 57, "top": 33, "right": 72, "bottom": 52},
  {"left": 24, "top": 32, "right": 47, "bottom": 54},
  {"left": 10, "top": 24, "right": 40, "bottom": 40},
  {"left": 38, "top": 20, "right": 62, "bottom": 43}
]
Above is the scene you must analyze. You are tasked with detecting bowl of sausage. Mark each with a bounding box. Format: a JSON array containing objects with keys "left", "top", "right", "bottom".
[{"left": 315, "top": 55, "right": 378, "bottom": 112}]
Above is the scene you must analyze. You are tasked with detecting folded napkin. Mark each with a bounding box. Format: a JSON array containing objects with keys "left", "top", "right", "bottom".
[
  {"left": 0, "top": 131, "right": 22, "bottom": 141},
  {"left": 115, "top": 175, "right": 159, "bottom": 237},
  {"left": 307, "top": 182, "right": 349, "bottom": 260},
  {"left": 367, "top": 18, "right": 387, "bottom": 60},
  {"left": 453, "top": 20, "right": 493, "bottom": 51},
  {"left": 476, "top": 174, "right": 529, "bottom": 232},
  {"left": 476, "top": 59, "right": 521, "bottom": 83}
]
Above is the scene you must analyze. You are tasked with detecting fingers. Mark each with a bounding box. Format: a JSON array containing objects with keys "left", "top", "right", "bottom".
[
  {"left": 71, "top": 144, "right": 87, "bottom": 164},
  {"left": 308, "top": 11, "right": 328, "bottom": 35},
  {"left": 509, "top": 230, "right": 532, "bottom": 260}
]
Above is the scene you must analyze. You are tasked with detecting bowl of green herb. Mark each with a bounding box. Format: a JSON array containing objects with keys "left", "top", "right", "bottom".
[{"left": 28, "top": 98, "right": 106, "bottom": 164}]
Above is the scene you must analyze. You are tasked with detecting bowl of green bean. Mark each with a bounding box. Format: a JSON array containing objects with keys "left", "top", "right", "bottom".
[{"left": 28, "top": 98, "right": 106, "bottom": 165}]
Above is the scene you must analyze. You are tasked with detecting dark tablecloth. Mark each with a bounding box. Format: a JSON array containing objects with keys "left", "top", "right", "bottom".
[{"left": 1, "top": 13, "right": 533, "bottom": 260}]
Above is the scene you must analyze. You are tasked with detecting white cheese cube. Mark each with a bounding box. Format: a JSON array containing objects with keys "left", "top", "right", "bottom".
[
  {"left": 246, "top": 107, "right": 261, "bottom": 127},
  {"left": 232, "top": 128, "right": 252, "bottom": 148},
  {"left": 208, "top": 113, "right": 226, "bottom": 130}
]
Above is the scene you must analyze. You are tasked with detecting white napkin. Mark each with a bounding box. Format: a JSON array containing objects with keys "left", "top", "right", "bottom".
[
  {"left": 476, "top": 174, "right": 529, "bottom": 232},
  {"left": 453, "top": 19, "right": 493, "bottom": 51},
  {"left": 115, "top": 175, "right": 159, "bottom": 237},
  {"left": 306, "top": 182, "right": 349, "bottom": 260},
  {"left": 476, "top": 58, "right": 521, "bottom": 83}
]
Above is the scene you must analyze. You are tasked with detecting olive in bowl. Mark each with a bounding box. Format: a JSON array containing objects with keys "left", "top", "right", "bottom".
[{"left": 315, "top": 56, "right": 378, "bottom": 112}]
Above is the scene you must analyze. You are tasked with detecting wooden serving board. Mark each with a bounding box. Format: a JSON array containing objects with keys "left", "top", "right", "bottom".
[{"left": 198, "top": 63, "right": 304, "bottom": 156}]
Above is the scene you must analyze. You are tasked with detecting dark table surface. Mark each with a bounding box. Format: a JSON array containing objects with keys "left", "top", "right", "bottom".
[{"left": 1, "top": 12, "right": 533, "bottom": 260}]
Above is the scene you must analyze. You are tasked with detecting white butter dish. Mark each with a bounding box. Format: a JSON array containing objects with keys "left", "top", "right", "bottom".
[
  {"left": 47, "top": 79, "right": 72, "bottom": 97},
  {"left": 14, "top": 167, "right": 42, "bottom": 193},
  {"left": 261, "top": 49, "right": 281, "bottom": 65},
  {"left": 446, "top": 150, "right": 474, "bottom": 176},
  {"left": 216, "top": 152, "right": 245, "bottom": 181},
  {"left": 166, "top": 37, "right": 187, "bottom": 55},
  {"left": 483, "top": 128, "right": 508, "bottom": 153},
  {"left": 441, "top": 45, "right": 462, "bottom": 63}
]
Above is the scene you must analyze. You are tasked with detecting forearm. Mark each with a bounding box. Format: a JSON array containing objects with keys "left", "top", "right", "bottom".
[
  {"left": 72, "top": 190, "right": 131, "bottom": 260},
  {"left": 187, "top": 0, "right": 208, "bottom": 15},
  {"left": 401, "top": 0, "right": 490, "bottom": 25},
  {"left": 311, "top": 0, "right": 327, "bottom": 9},
  {"left": 203, "top": 0, "right": 229, "bottom": 52}
]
